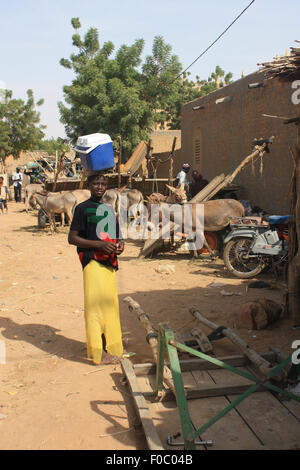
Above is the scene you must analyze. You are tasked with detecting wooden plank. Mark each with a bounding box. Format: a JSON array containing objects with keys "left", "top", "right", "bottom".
[
  {"left": 188, "top": 368, "right": 262, "bottom": 449},
  {"left": 208, "top": 366, "right": 254, "bottom": 386},
  {"left": 137, "top": 371, "right": 263, "bottom": 401},
  {"left": 122, "top": 141, "right": 148, "bottom": 175},
  {"left": 139, "top": 371, "right": 263, "bottom": 449},
  {"left": 133, "top": 352, "right": 277, "bottom": 376},
  {"left": 282, "top": 399, "right": 300, "bottom": 421},
  {"left": 137, "top": 373, "right": 198, "bottom": 450},
  {"left": 120, "top": 359, "right": 163, "bottom": 450},
  {"left": 226, "top": 392, "right": 300, "bottom": 448},
  {"left": 147, "top": 401, "right": 185, "bottom": 450},
  {"left": 209, "top": 367, "right": 300, "bottom": 449},
  {"left": 188, "top": 174, "right": 226, "bottom": 203},
  {"left": 140, "top": 221, "right": 175, "bottom": 258},
  {"left": 140, "top": 382, "right": 264, "bottom": 402}
]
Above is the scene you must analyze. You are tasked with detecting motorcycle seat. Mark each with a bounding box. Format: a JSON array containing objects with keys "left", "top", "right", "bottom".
[{"left": 267, "top": 215, "right": 292, "bottom": 225}]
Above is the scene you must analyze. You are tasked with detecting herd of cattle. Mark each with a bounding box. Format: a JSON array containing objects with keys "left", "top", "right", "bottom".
[{"left": 23, "top": 182, "right": 245, "bottom": 241}]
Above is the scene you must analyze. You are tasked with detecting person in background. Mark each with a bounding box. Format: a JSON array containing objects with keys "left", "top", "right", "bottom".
[
  {"left": 0, "top": 177, "right": 8, "bottom": 214},
  {"left": 189, "top": 170, "right": 209, "bottom": 199},
  {"left": 12, "top": 168, "right": 23, "bottom": 202},
  {"left": 176, "top": 163, "right": 191, "bottom": 191},
  {"left": 68, "top": 173, "right": 125, "bottom": 365}
]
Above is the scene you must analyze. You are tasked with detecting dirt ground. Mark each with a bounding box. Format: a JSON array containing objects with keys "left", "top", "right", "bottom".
[{"left": 0, "top": 201, "right": 299, "bottom": 450}]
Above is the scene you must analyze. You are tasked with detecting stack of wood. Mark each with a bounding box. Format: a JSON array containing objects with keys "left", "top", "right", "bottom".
[{"left": 258, "top": 42, "right": 300, "bottom": 80}]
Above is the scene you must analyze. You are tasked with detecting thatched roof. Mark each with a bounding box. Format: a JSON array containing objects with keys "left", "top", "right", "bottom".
[{"left": 258, "top": 41, "right": 300, "bottom": 80}]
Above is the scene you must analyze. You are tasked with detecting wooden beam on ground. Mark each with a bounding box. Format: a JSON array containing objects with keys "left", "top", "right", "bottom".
[
  {"left": 132, "top": 352, "right": 277, "bottom": 376},
  {"left": 121, "top": 358, "right": 164, "bottom": 450},
  {"left": 123, "top": 296, "right": 176, "bottom": 398},
  {"left": 190, "top": 308, "right": 285, "bottom": 381},
  {"left": 141, "top": 382, "right": 265, "bottom": 402}
]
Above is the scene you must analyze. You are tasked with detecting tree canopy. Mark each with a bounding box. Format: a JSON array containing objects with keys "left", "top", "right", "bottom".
[
  {"left": 0, "top": 89, "right": 45, "bottom": 163},
  {"left": 37, "top": 137, "right": 70, "bottom": 155},
  {"left": 59, "top": 18, "right": 233, "bottom": 159}
]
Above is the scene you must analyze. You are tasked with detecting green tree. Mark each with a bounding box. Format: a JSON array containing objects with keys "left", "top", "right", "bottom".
[
  {"left": 37, "top": 137, "right": 70, "bottom": 155},
  {"left": 141, "top": 35, "right": 183, "bottom": 129},
  {"left": 0, "top": 89, "right": 46, "bottom": 165},
  {"left": 59, "top": 18, "right": 234, "bottom": 154},
  {"left": 59, "top": 18, "right": 153, "bottom": 159}
]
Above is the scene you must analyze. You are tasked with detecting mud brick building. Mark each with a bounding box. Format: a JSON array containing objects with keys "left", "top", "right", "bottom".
[
  {"left": 148, "top": 130, "right": 181, "bottom": 179},
  {"left": 181, "top": 50, "right": 300, "bottom": 214}
]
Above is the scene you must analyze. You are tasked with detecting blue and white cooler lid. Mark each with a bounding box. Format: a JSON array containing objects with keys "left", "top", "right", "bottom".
[{"left": 75, "top": 133, "right": 112, "bottom": 153}]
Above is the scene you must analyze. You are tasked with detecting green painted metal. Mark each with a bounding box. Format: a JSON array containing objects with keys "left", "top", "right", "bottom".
[
  {"left": 156, "top": 322, "right": 300, "bottom": 449},
  {"left": 170, "top": 340, "right": 259, "bottom": 383},
  {"left": 165, "top": 328, "right": 196, "bottom": 450},
  {"left": 191, "top": 383, "right": 260, "bottom": 439},
  {"left": 155, "top": 325, "right": 166, "bottom": 394}
]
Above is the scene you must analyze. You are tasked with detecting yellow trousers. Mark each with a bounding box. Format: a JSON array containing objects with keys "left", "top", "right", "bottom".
[{"left": 83, "top": 260, "right": 123, "bottom": 364}]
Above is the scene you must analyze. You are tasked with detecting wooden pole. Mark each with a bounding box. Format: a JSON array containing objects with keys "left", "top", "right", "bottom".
[
  {"left": 79, "top": 168, "right": 87, "bottom": 189},
  {"left": 226, "top": 138, "right": 274, "bottom": 185},
  {"left": 31, "top": 158, "right": 49, "bottom": 177},
  {"left": 38, "top": 154, "right": 55, "bottom": 173},
  {"left": 53, "top": 151, "right": 66, "bottom": 192},
  {"left": 189, "top": 308, "right": 285, "bottom": 382},
  {"left": 123, "top": 296, "right": 176, "bottom": 398},
  {"left": 118, "top": 136, "right": 122, "bottom": 189},
  {"left": 168, "top": 137, "right": 176, "bottom": 188}
]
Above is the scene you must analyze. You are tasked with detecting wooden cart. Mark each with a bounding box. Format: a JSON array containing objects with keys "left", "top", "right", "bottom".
[
  {"left": 121, "top": 349, "right": 300, "bottom": 451},
  {"left": 121, "top": 297, "right": 300, "bottom": 450}
]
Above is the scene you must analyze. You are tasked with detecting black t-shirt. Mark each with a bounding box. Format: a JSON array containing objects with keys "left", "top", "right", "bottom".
[{"left": 70, "top": 198, "right": 121, "bottom": 270}]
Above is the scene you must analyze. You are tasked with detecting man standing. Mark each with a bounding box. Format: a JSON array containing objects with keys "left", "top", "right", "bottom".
[
  {"left": 189, "top": 170, "right": 209, "bottom": 199},
  {"left": 12, "top": 168, "right": 23, "bottom": 202},
  {"left": 68, "top": 172, "right": 125, "bottom": 365},
  {"left": 176, "top": 163, "right": 191, "bottom": 191}
]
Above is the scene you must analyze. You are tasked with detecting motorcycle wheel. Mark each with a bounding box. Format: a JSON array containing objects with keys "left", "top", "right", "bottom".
[{"left": 223, "top": 237, "right": 266, "bottom": 279}]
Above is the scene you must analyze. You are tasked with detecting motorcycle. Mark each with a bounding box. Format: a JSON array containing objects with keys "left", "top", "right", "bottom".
[{"left": 223, "top": 215, "right": 290, "bottom": 279}]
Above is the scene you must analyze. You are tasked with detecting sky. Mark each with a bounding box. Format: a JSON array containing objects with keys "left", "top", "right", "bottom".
[{"left": 0, "top": 0, "right": 299, "bottom": 140}]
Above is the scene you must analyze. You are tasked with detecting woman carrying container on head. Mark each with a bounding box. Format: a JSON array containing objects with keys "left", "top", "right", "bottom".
[{"left": 68, "top": 172, "right": 125, "bottom": 365}]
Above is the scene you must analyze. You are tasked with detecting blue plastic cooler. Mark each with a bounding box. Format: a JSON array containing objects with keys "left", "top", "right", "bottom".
[{"left": 75, "top": 133, "right": 115, "bottom": 171}]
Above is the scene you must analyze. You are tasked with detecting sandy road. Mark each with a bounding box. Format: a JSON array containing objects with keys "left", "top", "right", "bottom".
[{"left": 0, "top": 202, "right": 298, "bottom": 449}]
